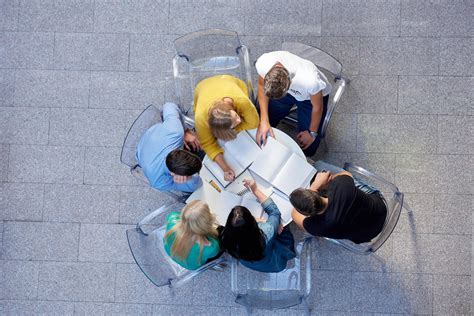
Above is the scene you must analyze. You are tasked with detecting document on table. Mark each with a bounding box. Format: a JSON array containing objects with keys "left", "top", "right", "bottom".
[
  {"left": 249, "top": 137, "right": 316, "bottom": 196},
  {"left": 203, "top": 130, "right": 261, "bottom": 187},
  {"left": 186, "top": 181, "right": 264, "bottom": 225},
  {"left": 269, "top": 191, "right": 293, "bottom": 226}
]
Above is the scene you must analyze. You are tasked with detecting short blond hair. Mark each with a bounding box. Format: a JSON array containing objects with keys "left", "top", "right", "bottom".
[
  {"left": 164, "top": 200, "right": 218, "bottom": 261},
  {"left": 208, "top": 98, "right": 237, "bottom": 141},
  {"left": 264, "top": 66, "right": 291, "bottom": 99}
]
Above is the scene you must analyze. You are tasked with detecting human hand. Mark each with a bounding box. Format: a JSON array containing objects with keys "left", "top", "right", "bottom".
[
  {"left": 277, "top": 224, "right": 284, "bottom": 235},
  {"left": 256, "top": 120, "right": 275, "bottom": 146},
  {"left": 256, "top": 217, "right": 267, "bottom": 223},
  {"left": 296, "top": 131, "right": 315, "bottom": 150},
  {"left": 243, "top": 179, "right": 257, "bottom": 193},
  {"left": 171, "top": 172, "right": 192, "bottom": 184},
  {"left": 183, "top": 129, "right": 201, "bottom": 152},
  {"left": 310, "top": 171, "right": 331, "bottom": 191},
  {"left": 223, "top": 168, "right": 235, "bottom": 182}
]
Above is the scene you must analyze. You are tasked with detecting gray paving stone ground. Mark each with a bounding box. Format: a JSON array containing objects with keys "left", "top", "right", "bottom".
[{"left": 0, "top": 0, "right": 472, "bottom": 314}]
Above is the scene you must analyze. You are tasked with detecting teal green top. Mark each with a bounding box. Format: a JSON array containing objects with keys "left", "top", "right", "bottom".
[{"left": 163, "top": 212, "right": 220, "bottom": 270}]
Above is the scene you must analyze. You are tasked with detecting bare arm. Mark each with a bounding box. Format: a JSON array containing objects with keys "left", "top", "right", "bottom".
[
  {"left": 330, "top": 170, "right": 353, "bottom": 180},
  {"left": 291, "top": 208, "right": 308, "bottom": 232},
  {"left": 255, "top": 76, "right": 275, "bottom": 146},
  {"left": 214, "top": 153, "right": 235, "bottom": 181},
  {"left": 309, "top": 91, "right": 324, "bottom": 133},
  {"left": 296, "top": 91, "right": 324, "bottom": 149},
  {"left": 243, "top": 179, "right": 267, "bottom": 203}
]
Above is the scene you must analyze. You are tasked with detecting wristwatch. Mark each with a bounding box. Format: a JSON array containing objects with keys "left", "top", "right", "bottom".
[{"left": 308, "top": 130, "right": 318, "bottom": 138}]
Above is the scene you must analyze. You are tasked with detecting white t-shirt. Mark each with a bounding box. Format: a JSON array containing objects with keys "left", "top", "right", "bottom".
[{"left": 255, "top": 51, "right": 331, "bottom": 101}]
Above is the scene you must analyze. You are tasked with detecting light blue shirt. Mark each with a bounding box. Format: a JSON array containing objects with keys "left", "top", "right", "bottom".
[{"left": 136, "top": 102, "right": 202, "bottom": 193}]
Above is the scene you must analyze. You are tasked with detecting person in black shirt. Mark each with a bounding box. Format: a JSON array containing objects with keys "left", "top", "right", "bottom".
[{"left": 289, "top": 170, "right": 387, "bottom": 244}]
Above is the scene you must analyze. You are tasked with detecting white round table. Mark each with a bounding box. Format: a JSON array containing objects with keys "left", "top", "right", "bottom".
[{"left": 196, "top": 127, "right": 306, "bottom": 225}]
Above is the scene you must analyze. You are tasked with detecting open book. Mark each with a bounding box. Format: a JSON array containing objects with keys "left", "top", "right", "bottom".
[
  {"left": 269, "top": 192, "right": 293, "bottom": 226},
  {"left": 203, "top": 131, "right": 261, "bottom": 187},
  {"left": 249, "top": 137, "right": 317, "bottom": 196},
  {"left": 186, "top": 181, "right": 264, "bottom": 225}
]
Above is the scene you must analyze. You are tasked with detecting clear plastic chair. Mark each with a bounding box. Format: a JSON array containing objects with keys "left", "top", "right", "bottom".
[
  {"left": 280, "top": 42, "right": 350, "bottom": 145},
  {"left": 230, "top": 237, "right": 313, "bottom": 315},
  {"left": 119, "top": 104, "right": 188, "bottom": 202},
  {"left": 172, "top": 29, "right": 254, "bottom": 120},
  {"left": 313, "top": 160, "right": 412, "bottom": 255},
  {"left": 126, "top": 202, "right": 225, "bottom": 288}
]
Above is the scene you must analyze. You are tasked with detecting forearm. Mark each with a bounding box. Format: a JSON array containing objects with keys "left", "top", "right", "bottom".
[
  {"left": 309, "top": 92, "right": 324, "bottom": 132},
  {"left": 257, "top": 77, "right": 270, "bottom": 123},
  {"left": 291, "top": 208, "right": 307, "bottom": 231},
  {"left": 252, "top": 188, "right": 268, "bottom": 203},
  {"left": 170, "top": 175, "right": 202, "bottom": 193},
  {"left": 214, "top": 154, "right": 230, "bottom": 172},
  {"left": 309, "top": 103, "right": 323, "bottom": 132}
]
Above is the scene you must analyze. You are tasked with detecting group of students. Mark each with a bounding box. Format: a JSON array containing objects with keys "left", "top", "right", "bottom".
[{"left": 136, "top": 50, "right": 388, "bottom": 272}]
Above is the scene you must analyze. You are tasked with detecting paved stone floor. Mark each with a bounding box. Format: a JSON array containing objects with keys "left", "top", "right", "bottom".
[{"left": 1, "top": 0, "right": 473, "bottom": 315}]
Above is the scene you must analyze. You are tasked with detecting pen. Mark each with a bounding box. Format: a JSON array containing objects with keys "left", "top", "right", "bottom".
[{"left": 208, "top": 180, "right": 222, "bottom": 192}]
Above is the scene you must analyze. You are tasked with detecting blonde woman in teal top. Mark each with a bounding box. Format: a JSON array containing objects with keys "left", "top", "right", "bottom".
[{"left": 164, "top": 200, "right": 221, "bottom": 270}]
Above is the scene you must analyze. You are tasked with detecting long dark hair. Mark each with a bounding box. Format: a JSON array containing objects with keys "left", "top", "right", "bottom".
[{"left": 220, "top": 206, "right": 266, "bottom": 261}]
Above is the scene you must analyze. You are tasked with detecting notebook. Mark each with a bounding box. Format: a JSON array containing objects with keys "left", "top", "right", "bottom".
[
  {"left": 249, "top": 137, "right": 317, "bottom": 196},
  {"left": 203, "top": 130, "right": 261, "bottom": 187},
  {"left": 186, "top": 181, "right": 264, "bottom": 225}
]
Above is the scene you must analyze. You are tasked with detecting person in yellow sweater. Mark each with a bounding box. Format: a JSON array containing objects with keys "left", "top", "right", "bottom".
[{"left": 194, "top": 75, "right": 259, "bottom": 181}]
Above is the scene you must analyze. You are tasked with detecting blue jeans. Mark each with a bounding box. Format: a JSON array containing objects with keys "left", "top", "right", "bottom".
[{"left": 267, "top": 94, "right": 329, "bottom": 156}]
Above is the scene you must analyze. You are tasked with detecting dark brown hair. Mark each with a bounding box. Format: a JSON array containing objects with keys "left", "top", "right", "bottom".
[
  {"left": 264, "top": 65, "right": 291, "bottom": 99},
  {"left": 165, "top": 149, "right": 202, "bottom": 176},
  {"left": 289, "top": 188, "right": 325, "bottom": 217}
]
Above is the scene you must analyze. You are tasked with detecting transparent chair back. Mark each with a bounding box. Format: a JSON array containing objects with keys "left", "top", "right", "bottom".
[
  {"left": 281, "top": 42, "right": 349, "bottom": 139},
  {"left": 120, "top": 104, "right": 189, "bottom": 202},
  {"left": 126, "top": 202, "right": 225, "bottom": 288},
  {"left": 231, "top": 238, "right": 312, "bottom": 314},
  {"left": 120, "top": 104, "right": 162, "bottom": 181},
  {"left": 173, "top": 29, "right": 254, "bottom": 119},
  {"left": 313, "top": 160, "right": 404, "bottom": 254}
]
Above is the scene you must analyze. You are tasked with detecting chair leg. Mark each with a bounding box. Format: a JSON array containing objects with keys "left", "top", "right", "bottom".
[
  {"left": 244, "top": 305, "right": 252, "bottom": 316},
  {"left": 403, "top": 201, "right": 414, "bottom": 214},
  {"left": 302, "top": 297, "right": 311, "bottom": 316},
  {"left": 370, "top": 252, "right": 388, "bottom": 272}
]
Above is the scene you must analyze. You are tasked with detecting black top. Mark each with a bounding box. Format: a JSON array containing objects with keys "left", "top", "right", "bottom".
[{"left": 303, "top": 175, "right": 387, "bottom": 244}]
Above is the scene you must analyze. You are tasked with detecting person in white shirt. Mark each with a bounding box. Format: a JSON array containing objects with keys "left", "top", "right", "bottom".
[{"left": 255, "top": 51, "right": 331, "bottom": 156}]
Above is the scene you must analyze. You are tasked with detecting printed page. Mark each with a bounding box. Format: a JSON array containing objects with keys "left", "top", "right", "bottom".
[
  {"left": 241, "top": 194, "right": 266, "bottom": 220},
  {"left": 272, "top": 153, "right": 316, "bottom": 196},
  {"left": 212, "top": 190, "right": 243, "bottom": 225},
  {"left": 203, "top": 154, "right": 242, "bottom": 187},
  {"left": 249, "top": 137, "right": 292, "bottom": 183},
  {"left": 223, "top": 131, "right": 261, "bottom": 170},
  {"left": 186, "top": 182, "right": 239, "bottom": 225},
  {"left": 269, "top": 192, "right": 293, "bottom": 226}
]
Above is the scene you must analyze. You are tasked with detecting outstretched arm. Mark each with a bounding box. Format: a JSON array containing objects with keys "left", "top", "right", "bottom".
[{"left": 255, "top": 76, "right": 275, "bottom": 146}]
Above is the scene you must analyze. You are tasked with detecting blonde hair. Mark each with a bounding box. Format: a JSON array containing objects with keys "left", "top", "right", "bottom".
[
  {"left": 164, "top": 200, "right": 218, "bottom": 262},
  {"left": 208, "top": 98, "right": 238, "bottom": 141}
]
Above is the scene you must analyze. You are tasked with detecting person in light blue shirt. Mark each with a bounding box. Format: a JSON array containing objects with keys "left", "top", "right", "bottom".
[{"left": 136, "top": 102, "right": 203, "bottom": 193}]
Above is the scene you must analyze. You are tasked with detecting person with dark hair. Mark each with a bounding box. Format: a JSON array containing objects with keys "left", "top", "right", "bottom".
[
  {"left": 220, "top": 179, "right": 296, "bottom": 272},
  {"left": 136, "top": 102, "right": 203, "bottom": 193},
  {"left": 290, "top": 170, "right": 387, "bottom": 244},
  {"left": 255, "top": 51, "right": 331, "bottom": 157}
]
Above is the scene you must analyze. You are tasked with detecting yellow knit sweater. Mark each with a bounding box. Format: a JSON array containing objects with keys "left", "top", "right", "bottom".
[{"left": 194, "top": 75, "right": 259, "bottom": 160}]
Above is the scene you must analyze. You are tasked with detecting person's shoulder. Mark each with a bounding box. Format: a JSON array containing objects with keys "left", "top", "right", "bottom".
[
  {"left": 334, "top": 174, "right": 354, "bottom": 185},
  {"left": 302, "top": 215, "right": 324, "bottom": 234},
  {"left": 166, "top": 212, "right": 181, "bottom": 223}
]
